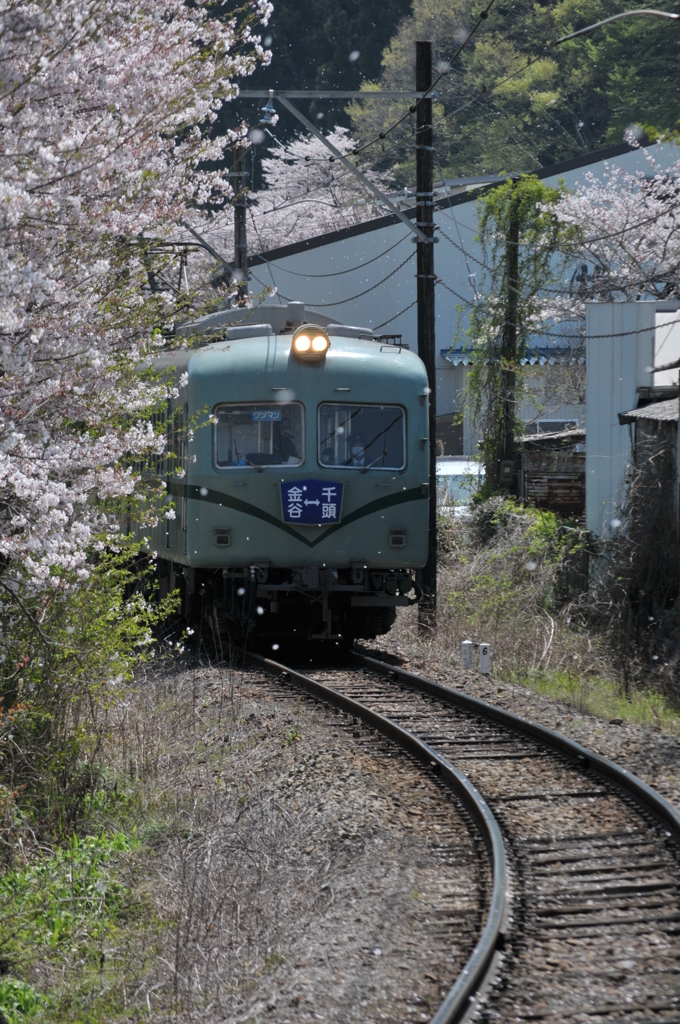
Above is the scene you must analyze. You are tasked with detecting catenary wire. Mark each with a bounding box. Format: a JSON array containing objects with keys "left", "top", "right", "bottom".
[
  {"left": 252, "top": 232, "right": 411, "bottom": 278},
  {"left": 435, "top": 153, "right": 482, "bottom": 300},
  {"left": 250, "top": 250, "right": 415, "bottom": 306},
  {"left": 436, "top": 277, "right": 476, "bottom": 306},
  {"left": 373, "top": 298, "right": 418, "bottom": 330}
]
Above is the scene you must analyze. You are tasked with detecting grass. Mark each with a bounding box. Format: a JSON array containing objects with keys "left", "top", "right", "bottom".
[
  {"left": 0, "top": 831, "right": 157, "bottom": 1022},
  {"left": 0, "top": 659, "right": 355, "bottom": 1021},
  {"left": 504, "top": 667, "right": 680, "bottom": 734}
]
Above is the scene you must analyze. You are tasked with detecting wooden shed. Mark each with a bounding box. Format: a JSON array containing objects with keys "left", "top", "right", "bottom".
[
  {"left": 520, "top": 427, "right": 586, "bottom": 518},
  {"left": 618, "top": 397, "right": 679, "bottom": 526}
]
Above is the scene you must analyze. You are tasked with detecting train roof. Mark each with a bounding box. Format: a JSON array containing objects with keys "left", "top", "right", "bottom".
[
  {"left": 152, "top": 325, "right": 425, "bottom": 393},
  {"left": 154, "top": 300, "right": 422, "bottom": 386},
  {"left": 174, "top": 300, "right": 364, "bottom": 341}
]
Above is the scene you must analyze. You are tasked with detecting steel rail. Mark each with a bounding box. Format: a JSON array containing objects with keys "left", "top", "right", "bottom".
[
  {"left": 353, "top": 651, "right": 680, "bottom": 845},
  {"left": 248, "top": 651, "right": 508, "bottom": 1024}
]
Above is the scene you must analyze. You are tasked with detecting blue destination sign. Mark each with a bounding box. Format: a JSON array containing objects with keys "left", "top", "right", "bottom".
[
  {"left": 252, "top": 409, "right": 281, "bottom": 421},
  {"left": 281, "top": 479, "right": 343, "bottom": 525}
]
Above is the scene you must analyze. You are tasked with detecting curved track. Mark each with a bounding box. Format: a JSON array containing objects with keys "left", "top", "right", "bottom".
[
  {"left": 250, "top": 651, "right": 508, "bottom": 1024},
  {"left": 252, "top": 649, "right": 680, "bottom": 1024}
]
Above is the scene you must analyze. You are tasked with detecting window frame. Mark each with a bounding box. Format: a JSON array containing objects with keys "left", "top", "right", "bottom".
[
  {"left": 213, "top": 400, "right": 306, "bottom": 471},
  {"left": 316, "top": 401, "right": 407, "bottom": 472}
]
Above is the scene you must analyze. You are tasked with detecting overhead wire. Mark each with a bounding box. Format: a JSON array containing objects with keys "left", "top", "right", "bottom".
[
  {"left": 435, "top": 153, "right": 482, "bottom": 300},
  {"left": 250, "top": 250, "right": 415, "bottom": 306},
  {"left": 262, "top": 127, "right": 342, "bottom": 163},
  {"left": 373, "top": 299, "right": 418, "bottom": 330},
  {"left": 243, "top": 25, "right": 680, "bottom": 324},
  {"left": 252, "top": 232, "right": 411, "bottom": 278},
  {"left": 436, "top": 277, "right": 476, "bottom": 306},
  {"left": 350, "top": 22, "right": 593, "bottom": 167}
]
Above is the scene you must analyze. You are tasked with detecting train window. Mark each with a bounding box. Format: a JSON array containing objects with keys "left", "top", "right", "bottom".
[
  {"left": 214, "top": 403, "right": 304, "bottom": 468},
  {"left": 318, "top": 404, "right": 405, "bottom": 470}
]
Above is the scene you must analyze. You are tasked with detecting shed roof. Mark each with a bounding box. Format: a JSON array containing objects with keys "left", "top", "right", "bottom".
[
  {"left": 522, "top": 426, "right": 586, "bottom": 444},
  {"left": 618, "top": 398, "right": 680, "bottom": 425},
  {"left": 442, "top": 345, "right": 584, "bottom": 366}
]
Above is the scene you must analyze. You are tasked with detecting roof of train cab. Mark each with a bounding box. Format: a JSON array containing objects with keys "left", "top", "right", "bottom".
[{"left": 174, "top": 330, "right": 429, "bottom": 405}]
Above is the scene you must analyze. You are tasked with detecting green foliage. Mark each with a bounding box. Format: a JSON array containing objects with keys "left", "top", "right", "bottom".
[
  {"left": 0, "top": 833, "right": 137, "bottom": 959},
  {"left": 471, "top": 497, "right": 564, "bottom": 560},
  {"left": 0, "top": 978, "right": 47, "bottom": 1023},
  {"left": 0, "top": 832, "right": 153, "bottom": 1022},
  {"left": 0, "top": 553, "right": 179, "bottom": 841},
  {"left": 349, "top": 0, "right": 679, "bottom": 181},
  {"left": 282, "top": 700, "right": 302, "bottom": 746},
  {"left": 506, "top": 667, "right": 680, "bottom": 735},
  {"left": 436, "top": 498, "right": 594, "bottom": 691},
  {"left": 444, "top": 497, "right": 585, "bottom": 647},
  {"left": 464, "top": 176, "right": 570, "bottom": 489}
]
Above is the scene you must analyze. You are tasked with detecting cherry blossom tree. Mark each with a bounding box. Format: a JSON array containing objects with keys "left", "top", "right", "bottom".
[
  {"left": 548, "top": 138, "right": 680, "bottom": 325},
  {"left": 251, "top": 129, "right": 391, "bottom": 251},
  {"left": 198, "top": 128, "right": 392, "bottom": 261},
  {"left": 0, "top": 0, "right": 271, "bottom": 591}
]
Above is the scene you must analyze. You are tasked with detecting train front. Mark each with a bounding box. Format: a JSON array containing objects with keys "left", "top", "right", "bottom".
[{"left": 178, "top": 319, "right": 430, "bottom": 642}]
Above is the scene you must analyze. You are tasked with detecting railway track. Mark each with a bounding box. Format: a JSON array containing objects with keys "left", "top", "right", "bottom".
[{"left": 250, "top": 648, "right": 680, "bottom": 1024}]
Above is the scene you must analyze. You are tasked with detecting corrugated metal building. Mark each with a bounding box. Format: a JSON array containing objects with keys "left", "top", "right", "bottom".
[
  {"left": 585, "top": 302, "right": 680, "bottom": 535},
  {"left": 618, "top": 398, "right": 679, "bottom": 528}
]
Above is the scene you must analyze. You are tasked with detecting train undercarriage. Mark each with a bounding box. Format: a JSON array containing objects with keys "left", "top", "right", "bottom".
[{"left": 157, "top": 559, "right": 420, "bottom": 644}]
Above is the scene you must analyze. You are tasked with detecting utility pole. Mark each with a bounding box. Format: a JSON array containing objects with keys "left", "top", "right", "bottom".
[
  {"left": 500, "top": 179, "right": 520, "bottom": 490},
  {"left": 232, "top": 145, "right": 248, "bottom": 303},
  {"left": 415, "top": 39, "right": 437, "bottom": 633}
]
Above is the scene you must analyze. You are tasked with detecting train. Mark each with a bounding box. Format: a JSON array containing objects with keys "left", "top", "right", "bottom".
[{"left": 141, "top": 300, "right": 430, "bottom": 644}]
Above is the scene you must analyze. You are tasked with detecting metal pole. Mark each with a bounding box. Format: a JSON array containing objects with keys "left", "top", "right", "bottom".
[
  {"left": 233, "top": 145, "right": 248, "bottom": 302},
  {"left": 238, "top": 90, "right": 428, "bottom": 99},
  {"left": 416, "top": 40, "right": 437, "bottom": 632}
]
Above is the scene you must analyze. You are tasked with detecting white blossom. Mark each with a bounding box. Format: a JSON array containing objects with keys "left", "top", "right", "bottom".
[
  {"left": 0, "top": 0, "right": 270, "bottom": 587},
  {"left": 548, "top": 139, "right": 680, "bottom": 325}
]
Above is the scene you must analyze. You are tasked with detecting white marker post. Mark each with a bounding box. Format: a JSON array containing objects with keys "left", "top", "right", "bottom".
[
  {"left": 479, "top": 643, "right": 491, "bottom": 674},
  {"left": 461, "top": 640, "right": 474, "bottom": 669}
]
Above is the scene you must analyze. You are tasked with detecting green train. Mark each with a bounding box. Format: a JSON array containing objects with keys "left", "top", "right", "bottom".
[{"left": 145, "top": 302, "right": 430, "bottom": 644}]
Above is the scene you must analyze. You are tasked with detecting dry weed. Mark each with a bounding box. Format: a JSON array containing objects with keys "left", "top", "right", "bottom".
[
  {"left": 45, "top": 653, "right": 479, "bottom": 1023},
  {"left": 404, "top": 501, "right": 611, "bottom": 683}
]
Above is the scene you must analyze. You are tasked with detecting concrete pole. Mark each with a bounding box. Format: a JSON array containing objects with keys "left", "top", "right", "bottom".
[
  {"left": 415, "top": 40, "right": 437, "bottom": 632},
  {"left": 233, "top": 145, "right": 248, "bottom": 302}
]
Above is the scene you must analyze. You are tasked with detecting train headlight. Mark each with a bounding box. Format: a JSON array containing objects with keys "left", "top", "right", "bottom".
[{"left": 292, "top": 325, "right": 330, "bottom": 361}]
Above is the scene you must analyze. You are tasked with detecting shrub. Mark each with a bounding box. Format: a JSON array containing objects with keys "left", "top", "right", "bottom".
[{"left": 0, "top": 553, "right": 177, "bottom": 850}]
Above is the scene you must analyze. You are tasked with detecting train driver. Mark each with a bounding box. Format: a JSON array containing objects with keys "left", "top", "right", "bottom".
[
  {"left": 348, "top": 433, "right": 367, "bottom": 467},
  {"left": 274, "top": 415, "right": 299, "bottom": 463}
]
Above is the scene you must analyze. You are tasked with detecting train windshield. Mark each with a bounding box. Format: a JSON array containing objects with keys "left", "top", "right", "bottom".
[
  {"left": 318, "top": 404, "right": 405, "bottom": 470},
  {"left": 214, "top": 403, "right": 304, "bottom": 468}
]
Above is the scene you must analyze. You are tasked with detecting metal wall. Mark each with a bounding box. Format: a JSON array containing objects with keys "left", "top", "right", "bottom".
[{"left": 585, "top": 301, "right": 655, "bottom": 534}]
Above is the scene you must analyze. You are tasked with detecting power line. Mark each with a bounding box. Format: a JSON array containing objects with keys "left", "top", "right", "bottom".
[
  {"left": 438, "top": 226, "right": 488, "bottom": 271},
  {"left": 374, "top": 298, "right": 418, "bottom": 330},
  {"left": 435, "top": 154, "right": 483, "bottom": 299},
  {"left": 436, "top": 277, "right": 476, "bottom": 306},
  {"left": 253, "top": 232, "right": 410, "bottom": 278},
  {"left": 541, "top": 315, "right": 680, "bottom": 340},
  {"left": 250, "top": 251, "right": 415, "bottom": 306}
]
